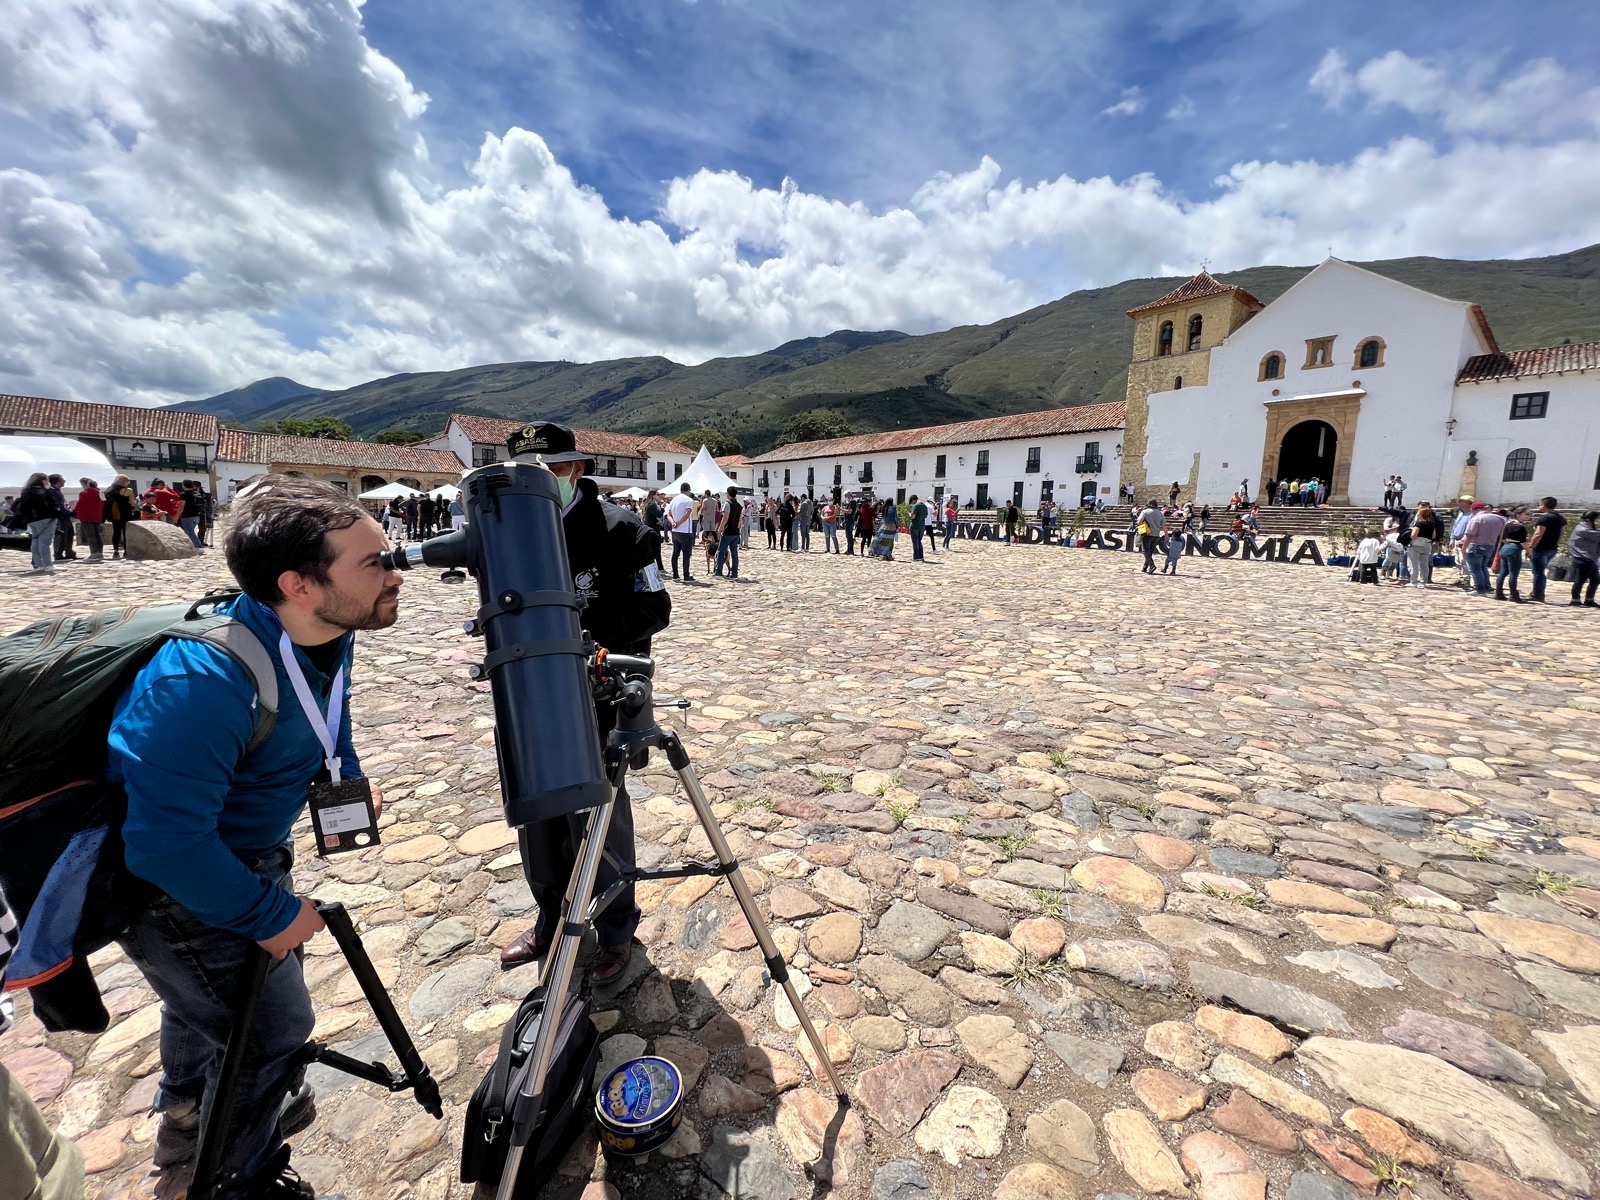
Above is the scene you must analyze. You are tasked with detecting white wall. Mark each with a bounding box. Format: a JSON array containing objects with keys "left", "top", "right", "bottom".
[
  {"left": 752, "top": 430, "right": 1121, "bottom": 510},
  {"left": 213, "top": 460, "right": 269, "bottom": 500},
  {"left": 1445, "top": 373, "right": 1600, "bottom": 507},
  {"left": 1142, "top": 260, "right": 1494, "bottom": 506}
]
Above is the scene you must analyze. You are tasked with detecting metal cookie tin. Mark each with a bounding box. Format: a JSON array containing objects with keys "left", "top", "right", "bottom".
[{"left": 594, "top": 1056, "right": 684, "bottom": 1154}]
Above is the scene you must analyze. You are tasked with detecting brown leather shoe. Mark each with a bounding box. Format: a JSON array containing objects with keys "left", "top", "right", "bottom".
[
  {"left": 592, "top": 941, "right": 634, "bottom": 986},
  {"left": 499, "top": 926, "right": 553, "bottom": 971}
]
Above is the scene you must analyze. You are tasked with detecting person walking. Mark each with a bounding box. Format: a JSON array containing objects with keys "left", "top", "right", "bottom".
[
  {"left": 74, "top": 477, "right": 105, "bottom": 562},
  {"left": 777, "top": 495, "right": 795, "bottom": 550},
  {"left": 943, "top": 495, "right": 959, "bottom": 549},
  {"left": 872, "top": 498, "right": 899, "bottom": 561},
  {"left": 762, "top": 495, "right": 778, "bottom": 549},
  {"left": 856, "top": 496, "right": 876, "bottom": 555},
  {"left": 1567, "top": 511, "right": 1600, "bottom": 607},
  {"left": 1160, "top": 526, "right": 1184, "bottom": 575},
  {"left": 104, "top": 475, "right": 135, "bottom": 559},
  {"left": 739, "top": 491, "right": 754, "bottom": 548},
  {"left": 178, "top": 481, "right": 207, "bottom": 548},
  {"left": 797, "top": 495, "right": 813, "bottom": 551},
  {"left": 1495, "top": 506, "right": 1528, "bottom": 602},
  {"left": 1003, "top": 500, "right": 1020, "bottom": 545},
  {"left": 1527, "top": 496, "right": 1567, "bottom": 603},
  {"left": 1135, "top": 497, "right": 1164, "bottom": 575},
  {"left": 1408, "top": 501, "right": 1440, "bottom": 586},
  {"left": 12, "top": 472, "right": 61, "bottom": 574},
  {"left": 668, "top": 481, "right": 696, "bottom": 580},
  {"left": 1263, "top": 477, "right": 1276, "bottom": 507},
  {"left": 714, "top": 485, "right": 741, "bottom": 580},
  {"left": 909, "top": 494, "right": 928, "bottom": 561},
  {"left": 46, "top": 475, "right": 77, "bottom": 561}
]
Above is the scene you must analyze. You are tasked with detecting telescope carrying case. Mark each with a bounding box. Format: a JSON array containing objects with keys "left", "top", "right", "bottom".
[{"left": 461, "top": 985, "right": 599, "bottom": 1194}]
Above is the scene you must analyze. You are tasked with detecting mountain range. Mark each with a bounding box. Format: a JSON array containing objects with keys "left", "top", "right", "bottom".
[{"left": 174, "top": 244, "right": 1600, "bottom": 453}]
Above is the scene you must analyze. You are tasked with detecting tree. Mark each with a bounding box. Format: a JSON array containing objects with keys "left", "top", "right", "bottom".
[
  {"left": 260, "top": 416, "right": 352, "bottom": 440},
  {"left": 778, "top": 408, "right": 856, "bottom": 447},
  {"left": 374, "top": 429, "right": 425, "bottom": 445},
  {"left": 676, "top": 426, "right": 742, "bottom": 457}
]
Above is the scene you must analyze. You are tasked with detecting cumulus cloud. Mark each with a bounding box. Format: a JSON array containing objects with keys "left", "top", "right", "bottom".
[
  {"left": 1101, "top": 87, "right": 1147, "bottom": 118},
  {"left": 1, "top": 1, "right": 1598, "bottom": 409},
  {"left": 1309, "top": 48, "right": 1600, "bottom": 137}
]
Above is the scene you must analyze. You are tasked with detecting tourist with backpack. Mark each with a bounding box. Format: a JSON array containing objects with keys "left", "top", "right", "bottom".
[
  {"left": 101, "top": 477, "right": 400, "bottom": 1198},
  {"left": 103, "top": 475, "right": 136, "bottom": 559},
  {"left": 10, "top": 473, "right": 61, "bottom": 574}
]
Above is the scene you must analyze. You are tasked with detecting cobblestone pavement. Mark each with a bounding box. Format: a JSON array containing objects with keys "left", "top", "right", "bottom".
[{"left": 4, "top": 538, "right": 1600, "bottom": 1200}]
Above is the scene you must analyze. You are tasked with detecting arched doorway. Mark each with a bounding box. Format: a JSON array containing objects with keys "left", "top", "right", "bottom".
[{"left": 1276, "top": 420, "right": 1337, "bottom": 484}]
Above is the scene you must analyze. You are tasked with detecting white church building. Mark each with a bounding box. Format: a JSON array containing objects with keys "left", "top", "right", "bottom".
[{"left": 1129, "top": 259, "right": 1600, "bottom": 508}]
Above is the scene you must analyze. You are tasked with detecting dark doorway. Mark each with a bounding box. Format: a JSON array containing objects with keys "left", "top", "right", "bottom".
[
  {"left": 1276, "top": 420, "right": 1337, "bottom": 484},
  {"left": 1080, "top": 480, "right": 1097, "bottom": 506},
  {"left": 1011, "top": 481, "right": 1024, "bottom": 507}
]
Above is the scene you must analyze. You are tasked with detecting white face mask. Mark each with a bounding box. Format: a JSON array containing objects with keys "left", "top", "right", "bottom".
[{"left": 555, "top": 474, "right": 576, "bottom": 507}]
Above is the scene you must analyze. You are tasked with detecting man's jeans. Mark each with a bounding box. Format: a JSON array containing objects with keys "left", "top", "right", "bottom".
[
  {"left": 27, "top": 518, "right": 55, "bottom": 570},
  {"left": 117, "top": 847, "right": 312, "bottom": 1197},
  {"left": 715, "top": 533, "right": 740, "bottom": 577},
  {"left": 1466, "top": 543, "right": 1495, "bottom": 593},
  {"left": 800, "top": 524, "right": 811, "bottom": 550},
  {"left": 671, "top": 530, "right": 694, "bottom": 578},
  {"left": 911, "top": 525, "right": 925, "bottom": 560},
  {"left": 179, "top": 516, "right": 204, "bottom": 547},
  {"left": 1531, "top": 547, "right": 1559, "bottom": 600}
]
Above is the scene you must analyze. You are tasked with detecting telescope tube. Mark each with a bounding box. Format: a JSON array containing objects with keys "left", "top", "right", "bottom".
[{"left": 388, "top": 463, "right": 610, "bottom": 824}]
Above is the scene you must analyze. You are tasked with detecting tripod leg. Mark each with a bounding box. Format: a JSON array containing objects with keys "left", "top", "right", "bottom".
[
  {"left": 494, "top": 785, "right": 617, "bottom": 1200},
  {"left": 662, "top": 731, "right": 848, "bottom": 1098},
  {"left": 190, "top": 945, "right": 272, "bottom": 1199},
  {"left": 315, "top": 902, "right": 442, "bottom": 1118}
]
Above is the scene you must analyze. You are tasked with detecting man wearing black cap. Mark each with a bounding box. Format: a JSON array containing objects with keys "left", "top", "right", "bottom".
[{"left": 499, "top": 423, "right": 671, "bottom": 983}]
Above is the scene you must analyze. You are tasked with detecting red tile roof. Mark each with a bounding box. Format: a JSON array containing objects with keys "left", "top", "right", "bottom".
[
  {"left": 715, "top": 454, "right": 754, "bottom": 468},
  {"left": 446, "top": 414, "right": 686, "bottom": 458},
  {"left": 1127, "top": 270, "right": 1264, "bottom": 317},
  {"left": 0, "top": 394, "right": 219, "bottom": 443},
  {"left": 750, "top": 401, "right": 1126, "bottom": 462},
  {"left": 1456, "top": 340, "right": 1597, "bottom": 384},
  {"left": 218, "top": 428, "right": 464, "bottom": 474}
]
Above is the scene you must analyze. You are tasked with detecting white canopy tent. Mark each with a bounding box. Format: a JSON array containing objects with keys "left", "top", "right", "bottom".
[
  {"left": 0, "top": 435, "right": 118, "bottom": 499},
  {"left": 357, "top": 482, "right": 422, "bottom": 501},
  {"left": 676, "top": 445, "right": 738, "bottom": 494},
  {"left": 611, "top": 486, "right": 649, "bottom": 501},
  {"left": 428, "top": 484, "right": 461, "bottom": 501}
]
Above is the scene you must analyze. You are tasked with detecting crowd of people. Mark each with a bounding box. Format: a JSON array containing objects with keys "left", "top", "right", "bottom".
[
  {"left": 1344, "top": 495, "right": 1599, "bottom": 607},
  {"left": 379, "top": 491, "right": 466, "bottom": 544},
  {"left": 6, "top": 474, "right": 211, "bottom": 574}
]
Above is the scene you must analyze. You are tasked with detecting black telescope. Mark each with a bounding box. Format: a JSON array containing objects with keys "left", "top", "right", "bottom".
[{"left": 381, "top": 463, "right": 610, "bottom": 824}]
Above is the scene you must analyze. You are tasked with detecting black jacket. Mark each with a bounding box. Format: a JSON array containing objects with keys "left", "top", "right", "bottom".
[
  {"left": 13, "top": 484, "right": 60, "bottom": 524},
  {"left": 563, "top": 478, "right": 671, "bottom": 656}
]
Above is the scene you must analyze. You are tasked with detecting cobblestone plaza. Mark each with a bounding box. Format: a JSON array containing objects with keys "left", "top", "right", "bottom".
[{"left": 4, "top": 538, "right": 1599, "bottom": 1200}]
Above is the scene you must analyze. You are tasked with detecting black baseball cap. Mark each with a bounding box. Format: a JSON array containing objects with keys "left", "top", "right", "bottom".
[{"left": 506, "top": 421, "right": 591, "bottom": 464}]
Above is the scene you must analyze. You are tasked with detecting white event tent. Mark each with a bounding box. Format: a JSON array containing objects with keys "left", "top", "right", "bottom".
[
  {"left": 676, "top": 446, "right": 738, "bottom": 494},
  {"left": 357, "top": 481, "right": 422, "bottom": 501},
  {"left": 0, "top": 435, "right": 118, "bottom": 498}
]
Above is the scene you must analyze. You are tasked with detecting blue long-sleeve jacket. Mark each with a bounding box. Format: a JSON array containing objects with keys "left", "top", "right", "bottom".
[{"left": 107, "top": 596, "right": 362, "bottom": 941}]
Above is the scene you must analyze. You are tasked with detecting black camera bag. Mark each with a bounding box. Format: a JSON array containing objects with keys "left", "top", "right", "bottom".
[{"left": 461, "top": 986, "right": 599, "bottom": 1194}]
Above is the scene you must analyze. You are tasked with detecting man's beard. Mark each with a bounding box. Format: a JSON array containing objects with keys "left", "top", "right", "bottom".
[{"left": 316, "top": 584, "right": 400, "bottom": 631}]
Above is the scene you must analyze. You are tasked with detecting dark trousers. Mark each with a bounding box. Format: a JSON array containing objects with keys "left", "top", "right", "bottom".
[
  {"left": 116, "top": 847, "right": 311, "bottom": 1197},
  {"left": 911, "top": 525, "right": 925, "bottom": 560},
  {"left": 1531, "top": 547, "right": 1559, "bottom": 600},
  {"left": 1573, "top": 558, "right": 1600, "bottom": 604},
  {"left": 518, "top": 778, "right": 639, "bottom": 949},
  {"left": 671, "top": 530, "right": 694, "bottom": 578},
  {"left": 1141, "top": 534, "right": 1158, "bottom": 572},
  {"left": 110, "top": 520, "right": 128, "bottom": 555},
  {"left": 53, "top": 519, "right": 76, "bottom": 559}
]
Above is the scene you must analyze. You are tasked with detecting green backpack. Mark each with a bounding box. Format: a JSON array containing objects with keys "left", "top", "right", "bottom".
[{"left": 0, "top": 593, "right": 279, "bottom": 1031}]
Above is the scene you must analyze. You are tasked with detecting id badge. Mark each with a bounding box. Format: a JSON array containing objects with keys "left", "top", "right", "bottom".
[{"left": 307, "top": 777, "right": 380, "bottom": 856}]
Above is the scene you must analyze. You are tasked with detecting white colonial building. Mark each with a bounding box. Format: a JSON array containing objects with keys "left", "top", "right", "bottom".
[
  {"left": 746, "top": 402, "right": 1127, "bottom": 510},
  {"left": 1130, "top": 259, "right": 1600, "bottom": 507}
]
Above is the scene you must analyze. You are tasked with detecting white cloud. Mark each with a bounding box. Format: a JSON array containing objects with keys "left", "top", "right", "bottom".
[
  {"left": 1, "top": 3, "right": 1599, "bottom": 410},
  {"left": 1165, "top": 96, "right": 1196, "bottom": 121},
  {"left": 1309, "top": 48, "right": 1600, "bottom": 137},
  {"left": 1101, "top": 87, "right": 1147, "bottom": 118}
]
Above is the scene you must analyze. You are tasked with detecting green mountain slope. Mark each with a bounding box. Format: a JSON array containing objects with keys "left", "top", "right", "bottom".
[
  {"left": 181, "top": 244, "right": 1600, "bottom": 451},
  {"left": 172, "top": 376, "right": 327, "bottom": 423}
]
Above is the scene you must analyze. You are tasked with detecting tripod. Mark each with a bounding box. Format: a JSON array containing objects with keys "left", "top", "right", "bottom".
[{"left": 492, "top": 652, "right": 848, "bottom": 1199}]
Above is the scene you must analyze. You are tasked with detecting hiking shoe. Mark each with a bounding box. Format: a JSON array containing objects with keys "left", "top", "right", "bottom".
[
  {"left": 152, "top": 1084, "right": 315, "bottom": 1168},
  {"left": 153, "top": 1099, "right": 203, "bottom": 1168},
  {"left": 241, "top": 1146, "right": 315, "bottom": 1200},
  {"left": 592, "top": 942, "right": 634, "bottom": 986}
]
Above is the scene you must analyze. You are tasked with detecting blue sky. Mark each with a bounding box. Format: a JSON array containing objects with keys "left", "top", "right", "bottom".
[
  {"left": 2, "top": 0, "right": 1599, "bottom": 404},
  {"left": 362, "top": 0, "right": 1600, "bottom": 226}
]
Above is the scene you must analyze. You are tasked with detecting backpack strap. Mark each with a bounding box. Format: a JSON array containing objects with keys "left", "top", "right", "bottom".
[{"left": 168, "top": 617, "right": 280, "bottom": 755}]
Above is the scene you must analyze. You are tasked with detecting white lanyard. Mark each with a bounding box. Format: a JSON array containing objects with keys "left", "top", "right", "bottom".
[{"left": 273, "top": 623, "right": 346, "bottom": 784}]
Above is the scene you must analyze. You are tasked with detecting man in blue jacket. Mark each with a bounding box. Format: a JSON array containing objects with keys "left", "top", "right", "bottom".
[{"left": 109, "top": 476, "right": 401, "bottom": 1199}]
